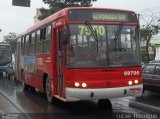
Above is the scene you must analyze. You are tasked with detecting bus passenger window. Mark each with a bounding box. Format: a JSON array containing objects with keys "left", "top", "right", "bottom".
[
  {"left": 36, "top": 30, "right": 43, "bottom": 54},
  {"left": 43, "top": 26, "right": 51, "bottom": 53},
  {"left": 46, "top": 25, "right": 51, "bottom": 40},
  {"left": 21, "top": 37, "right": 24, "bottom": 46},
  {"left": 26, "top": 35, "right": 30, "bottom": 45},
  {"left": 24, "top": 35, "right": 29, "bottom": 55},
  {"left": 40, "top": 29, "right": 44, "bottom": 40},
  {"left": 21, "top": 37, "right": 24, "bottom": 55},
  {"left": 29, "top": 32, "right": 36, "bottom": 55},
  {"left": 37, "top": 30, "right": 41, "bottom": 41}
]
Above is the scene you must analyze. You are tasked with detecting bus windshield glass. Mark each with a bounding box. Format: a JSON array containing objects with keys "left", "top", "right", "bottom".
[
  {"left": 0, "top": 49, "right": 12, "bottom": 66},
  {"left": 67, "top": 24, "right": 141, "bottom": 68}
]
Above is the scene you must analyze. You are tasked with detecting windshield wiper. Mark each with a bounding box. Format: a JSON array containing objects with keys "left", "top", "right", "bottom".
[
  {"left": 113, "top": 22, "right": 124, "bottom": 51},
  {"left": 85, "top": 21, "right": 98, "bottom": 52},
  {"left": 115, "top": 23, "right": 123, "bottom": 39}
]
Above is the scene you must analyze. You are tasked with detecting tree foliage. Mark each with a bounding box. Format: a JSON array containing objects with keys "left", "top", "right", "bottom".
[
  {"left": 141, "top": 48, "right": 155, "bottom": 63},
  {"left": 39, "top": 0, "right": 97, "bottom": 20},
  {"left": 140, "top": 10, "right": 160, "bottom": 63},
  {"left": 3, "top": 32, "right": 17, "bottom": 53}
]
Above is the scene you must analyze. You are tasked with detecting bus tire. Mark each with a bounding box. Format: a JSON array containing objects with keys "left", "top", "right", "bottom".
[
  {"left": 22, "top": 80, "right": 30, "bottom": 91},
  {"left": 46, "top": 77, "right": 54, "bottom": 103},
  {"left": 97, "top": 99, "right": 112, "bottom": 111},
  {"left": 21, "top": 70, "right": 29, "bottom": 91}
]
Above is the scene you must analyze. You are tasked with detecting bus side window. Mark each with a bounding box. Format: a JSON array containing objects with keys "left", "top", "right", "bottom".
[
  {"left": 16, "top": 38, "right": 21, "bottom": 55},
  {"left": 21, "top": 37, "right": 23, "bottom": 46},
  {"left": 43, "top": 25, "right": 51, "bottom": 53},
  {"left": 24, "top": 35, "right": 29, "bottom": 55},
  {"left": 29, "top": 32, "right": 36, "bottom": 55},
  {"left": 21, "top": 37, "right": 24, "bottom": 55},
  {"left": 36, "top": 30, "right": 43, "bottom": 54},
  {"left": 40, "top": 29, "right": 44, "bottom": 40},
  {"left": 26, "top": 35, "right": 30, "bottom": 45}
]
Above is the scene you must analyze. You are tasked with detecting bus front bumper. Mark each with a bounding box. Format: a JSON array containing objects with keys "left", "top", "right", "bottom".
[
  {"left": 66, "top": 84, "right": 143, "bottom": 102},
  {"left": 0, "top": 65, "right": 14, "bottom": 74}
]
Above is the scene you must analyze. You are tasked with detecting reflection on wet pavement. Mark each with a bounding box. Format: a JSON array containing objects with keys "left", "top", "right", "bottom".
[
  {"left": 0, "top": 74, "right": 156, "bottom": 119},
  {"left": 136, "top": 91, "right": 160, "bottom": 107}
]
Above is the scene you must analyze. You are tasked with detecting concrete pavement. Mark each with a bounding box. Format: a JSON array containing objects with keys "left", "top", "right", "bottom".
[
  {"left": 0, "top": 91, "right": 20, "bottom": 113},
  {"left": 0, "top": 90, "right": 28, "bottom": 119}
]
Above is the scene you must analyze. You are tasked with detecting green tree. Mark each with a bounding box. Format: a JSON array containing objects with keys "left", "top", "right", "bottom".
[
  {"left": 140, "top": 11, "right": 160, "bottom": 63},
  {"left": 39, "top": 0, "right": 97, "bottom": 20},
  {"left": 3, "top": 32, "right": 17, "bottom": 53}
]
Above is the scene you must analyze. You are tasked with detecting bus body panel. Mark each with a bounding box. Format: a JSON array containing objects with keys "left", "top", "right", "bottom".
[
  {"left": 22, "top": 53, "right": 53, "bottom": 91},
  {"left": 65, "top": 67, "right": 142, "bottom": 89}
]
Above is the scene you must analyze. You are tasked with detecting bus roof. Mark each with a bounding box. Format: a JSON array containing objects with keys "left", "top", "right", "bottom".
[{"left": 21, "top": 7, "right": 136, "bottom": 36}]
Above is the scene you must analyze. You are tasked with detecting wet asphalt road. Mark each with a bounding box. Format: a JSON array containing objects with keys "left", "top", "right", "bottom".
[{"left": 0, "top": 74, "right": 159, "bottom": 119}]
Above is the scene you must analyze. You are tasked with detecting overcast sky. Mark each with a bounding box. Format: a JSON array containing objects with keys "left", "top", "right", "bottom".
[{"left": 0, "top": 0, "right": 160, "bottom": 41}]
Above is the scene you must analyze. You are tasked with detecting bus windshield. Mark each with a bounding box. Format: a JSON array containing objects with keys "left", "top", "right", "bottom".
[
  {"left": 67, "top": 24, "right": 141, "bottom": 68},
  {"left": 0, "top": 50, "right": 12, "bottom": 66}
]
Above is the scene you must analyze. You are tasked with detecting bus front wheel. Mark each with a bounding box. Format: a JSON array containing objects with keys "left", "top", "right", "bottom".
[
  {"left": 46, "top": 77, "right": 54, "bottom": 103},
  {"left": 97, "top": 99, "right": 112, "bottom": 111}
]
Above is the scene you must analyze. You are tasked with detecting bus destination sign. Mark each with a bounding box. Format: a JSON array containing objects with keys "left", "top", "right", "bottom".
[
  {"left": 68, "top": 9, "right": 137, "bottom": 22},
  {"left": 0, "top": 45, "right": 10, "bottom": 49},
  {"left": 92, "top": 12, "right": 128, "bottom": 21}
]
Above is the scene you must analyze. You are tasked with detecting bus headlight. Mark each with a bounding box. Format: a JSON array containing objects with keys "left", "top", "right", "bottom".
[
  {"left": 134, "top": 80, "right": 139, "bottom": 84},
  {"left": 74, "top": 82, "right": 80, "bottom": 87},
  {"left": 82, "top": 83, "right": 87, "bottom": 88},
  {"left": 8, "top": 62, "right": 13, "bottom": 68},
  {"left": 128, "top": 81, "right": 133, "bottom": 86}
]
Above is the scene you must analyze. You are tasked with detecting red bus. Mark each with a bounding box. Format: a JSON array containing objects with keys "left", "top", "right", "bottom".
[{"left": 15, "top": 7, "right": 143, "bottom": 105}]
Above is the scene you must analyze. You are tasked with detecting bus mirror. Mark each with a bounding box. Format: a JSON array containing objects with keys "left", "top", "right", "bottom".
[{"left": 62, "top": 31, "right": 70, "bottom": 45}]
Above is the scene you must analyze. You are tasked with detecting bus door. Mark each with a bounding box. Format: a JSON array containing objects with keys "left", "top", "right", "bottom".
[{"left": 56, "top": 28, "right": 65, "bottom": 97}]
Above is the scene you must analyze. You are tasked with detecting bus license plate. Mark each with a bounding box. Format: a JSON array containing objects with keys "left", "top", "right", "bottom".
[{"left": 129, "top": 88, "right": 142, "bottom": 94}]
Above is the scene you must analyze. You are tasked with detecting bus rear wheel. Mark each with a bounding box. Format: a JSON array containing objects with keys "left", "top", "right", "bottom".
[
  {"left": 21, "top": 71, "right": 29, "bottom": 91},
  {"left": 22, "top": 79, "right": 30, "bottom": 91},
  {"left": 46, "top": 77, "right": 54, "bottom": 103}
]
